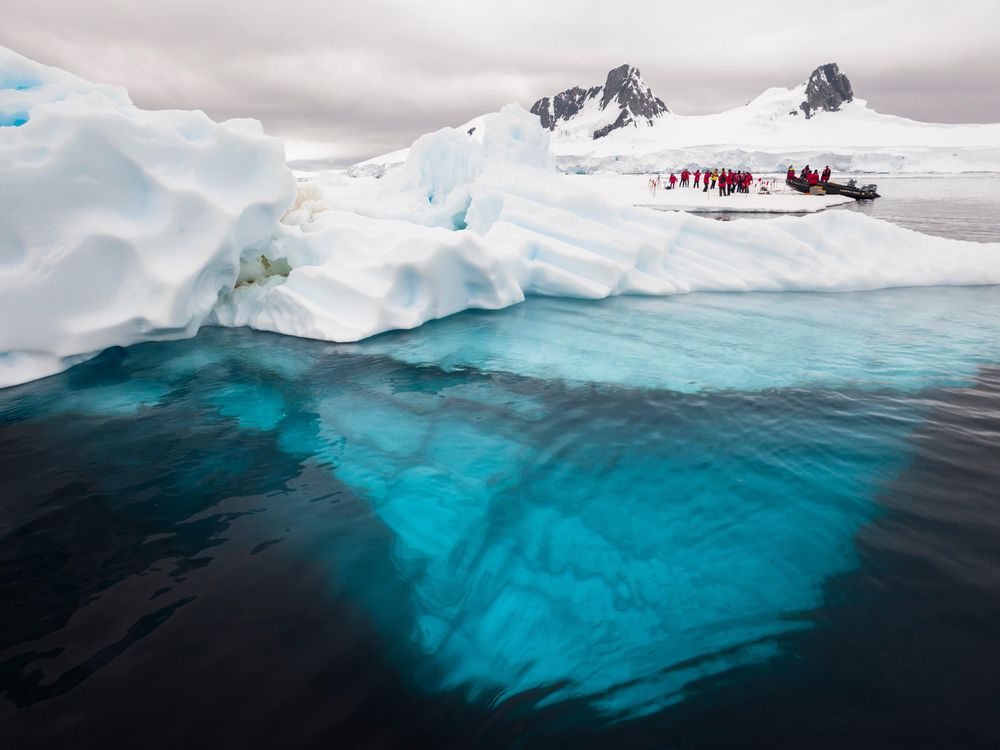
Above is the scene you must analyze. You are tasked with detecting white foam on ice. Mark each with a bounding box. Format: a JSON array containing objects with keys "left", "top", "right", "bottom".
[{"left": 0, "top": 46, "right": 295, "bottom": 387}]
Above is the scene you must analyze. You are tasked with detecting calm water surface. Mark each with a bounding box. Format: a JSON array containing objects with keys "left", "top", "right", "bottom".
[
  {"left": 2, "top": 288, "right": 1000, "bottom": 748},
  {"left": 702, "top": 174, "right": 1000, "bottom": 243}
]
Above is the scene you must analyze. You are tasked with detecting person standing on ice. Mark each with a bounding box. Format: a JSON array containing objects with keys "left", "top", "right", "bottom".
[
  {"left": 717, "top": 169, "right": 726, "bottom": 196},
  {"left": 703, "top": 170, "right": 710, "bottom": 192},
  {"left": 821, "top": 165, "right": 832, "bottom": 182},
  {"left": 693, "top": 169, "right": 701, "bottom": 188},
  {"left": 669, "top": 172, "right": 678, "bottom": 190}
]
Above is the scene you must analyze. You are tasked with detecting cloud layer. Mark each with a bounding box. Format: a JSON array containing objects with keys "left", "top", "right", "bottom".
[{"left": 4, "top": 0, "right": 999, "bottom": 166}]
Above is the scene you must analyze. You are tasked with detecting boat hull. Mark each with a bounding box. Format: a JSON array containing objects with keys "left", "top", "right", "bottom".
[{"left": 786, "top": 177, "right": 880, "bottom": 200}]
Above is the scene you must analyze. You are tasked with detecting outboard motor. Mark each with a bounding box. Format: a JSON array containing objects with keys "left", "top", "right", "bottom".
[{"left": 862, "top": 184, "right": 878, "bottom": 195}]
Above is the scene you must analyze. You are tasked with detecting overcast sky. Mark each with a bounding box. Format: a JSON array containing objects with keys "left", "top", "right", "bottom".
[{"left": 4, "top": 0, "right": 999, "bottom": 166}]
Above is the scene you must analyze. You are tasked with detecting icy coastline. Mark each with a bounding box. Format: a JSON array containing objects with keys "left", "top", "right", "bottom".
[{"left": 3, "top": 47, "right": 1000, "bottom": 388}]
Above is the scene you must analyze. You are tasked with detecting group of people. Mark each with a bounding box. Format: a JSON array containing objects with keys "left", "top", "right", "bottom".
[
  {"left": 786, "top": 164, "right": 833, "bottom": 187},
  {"left": 647, "top": 168, "right": 761, "bottom": 197}
]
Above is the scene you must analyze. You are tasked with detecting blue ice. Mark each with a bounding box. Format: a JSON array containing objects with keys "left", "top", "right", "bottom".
[
  {"left": 352, "top": 287, "right": 1000, "bottom": 393},
  {"left": 300, "top": 375, "right": 913, "bottom": 716},
  {"left": 0, "top": 111, "right": 29, "bottom": 127}
]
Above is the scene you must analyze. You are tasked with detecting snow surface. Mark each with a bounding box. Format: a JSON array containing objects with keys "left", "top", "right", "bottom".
[
  {"left": 0, "top": 47, "right": 295, "bottom": 387},
  {"left": 360, "top": 80, "right": 1000, "bottom": 175},
  {"left": 573, "top": 173, "right": 855, "bottom": 213}
]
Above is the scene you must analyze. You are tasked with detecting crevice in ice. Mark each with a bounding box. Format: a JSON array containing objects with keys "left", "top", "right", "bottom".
[
  {"left": 235, "top": 254, "right": 292, "bottom": 288},
  {"left": 451, "top": 196, "right": 471, "bottom": 231},
  {"left": 0, "top": 111, "right": 29, "bottom": 127},
  {"left": 0, "top": 78, "right": 40, "bottom": 90}
]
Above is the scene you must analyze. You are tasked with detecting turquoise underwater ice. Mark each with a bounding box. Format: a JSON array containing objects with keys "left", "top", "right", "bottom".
[{"left": 8, "top": 286, "right": 1000, "bottom": 718}]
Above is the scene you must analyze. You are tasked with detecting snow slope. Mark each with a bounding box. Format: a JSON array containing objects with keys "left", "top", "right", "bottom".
[
  {"left": 0, "top": 47, "right": 295, "bottom": 387},
  {"left": 217, "top": 105, "right": 1000, "bottom": 347},
  {"left": 359, "top": 72, "right": 1000, "bottom": 175},
  {"left": 549, "top": 86, "right": 1000, "bottom": 173}
]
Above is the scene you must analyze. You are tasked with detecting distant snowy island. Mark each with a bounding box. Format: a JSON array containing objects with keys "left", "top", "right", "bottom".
[
  {"left": 2, "top": 45, "right": 1000, "bottom": 389},
  {"left": 358, "top": 63, "right": 1000, "bottom": 175}
]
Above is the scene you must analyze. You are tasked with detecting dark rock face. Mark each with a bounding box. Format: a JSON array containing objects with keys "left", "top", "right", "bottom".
[
  {"left": 530, "top": 85, "right": 601, "bottom": 130},
  {"left": 600, "top": 64, "right": 668, "bottom": 121},
  {"left": 800, "top": 63, "right": 854, "bottom": 118},
  {"left": 530, "top": 64, "right": 668, "bottom": 139}
]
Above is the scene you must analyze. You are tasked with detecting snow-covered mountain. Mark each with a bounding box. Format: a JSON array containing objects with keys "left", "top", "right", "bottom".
[
  {"left": 530, "top": 64, "right": 668, "bottom": 139},
  {"left": 358, "top": 63, "right": 1000, "bottom": 174}
]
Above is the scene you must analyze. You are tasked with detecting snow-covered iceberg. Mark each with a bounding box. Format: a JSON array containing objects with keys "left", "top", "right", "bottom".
[
  {"left": 218, "top": 105, "right": 1000, "bottom": 346},
  {"left": 0, "top": 47, "right": 294, "bottom": 387},
  {"left": 3, "top": 49, "right": 1000, "bottom": 389}
]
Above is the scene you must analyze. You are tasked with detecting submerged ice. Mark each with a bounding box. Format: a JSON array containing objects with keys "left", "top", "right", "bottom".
[
  {"left": 353, "top": 288, "right": 1000, "bottom": 393},
  {"left": 11, "top": 288, "right": 1000, "bottom": 716}
]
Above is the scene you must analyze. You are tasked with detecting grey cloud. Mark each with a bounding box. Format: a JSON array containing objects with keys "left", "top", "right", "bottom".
[{"left": 3, "top": 0, "right": 999, "bottom": 166}]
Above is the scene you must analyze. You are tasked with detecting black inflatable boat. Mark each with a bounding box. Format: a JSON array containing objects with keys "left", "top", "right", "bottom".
[{"left": 786, "top": 176, "right": 880, "bottom": 200}]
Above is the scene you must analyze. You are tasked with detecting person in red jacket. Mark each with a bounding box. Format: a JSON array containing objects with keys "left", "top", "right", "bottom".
[
  {"left": 786, "top": 165, "right": 796, "bottom": 181},
  {"left": 717, "top": 169, "right": 727, "bottom": 196},
  {"left": 727, "top": 170, "right": 735, "bottom": 195},
  {"left": 807, "top": 170, "right": 820, "bottom": 188},
  {"left": 694, "top": 169, "right": 701, "bottom": 188},
  {"left": 669, "top": 172, "right": 678, "bottom": 189},
  {"left": 821, "top": 165, "right": 831, "bottom": 182}
]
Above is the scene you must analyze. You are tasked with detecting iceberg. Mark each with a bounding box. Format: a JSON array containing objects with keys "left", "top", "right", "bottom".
[
  {"left": 219, "top": 105, "right": 1000, "bottom": 348},
  {"left": 2, "top": 49, "right": 1000, "bottom": 389},
  {"left": 0, "top": 47, "right": 295, "bottom": 387}
]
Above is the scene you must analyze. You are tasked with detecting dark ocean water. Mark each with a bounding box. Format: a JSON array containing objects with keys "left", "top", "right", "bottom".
[{"left": 2, "top": 288, "right": 1000, "bottom": 749}]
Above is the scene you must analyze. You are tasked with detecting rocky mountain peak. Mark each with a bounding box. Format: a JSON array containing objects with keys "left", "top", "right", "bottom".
[
  {"left": 530, "top": 64, "right": 668, "bottom": 139},
  {"left": 799, "top": 63, "right": 854, "bottom": 118}
]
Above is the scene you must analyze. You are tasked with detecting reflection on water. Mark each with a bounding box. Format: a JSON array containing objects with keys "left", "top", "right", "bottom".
[{"left": 2, "top": 288, "right": 1000, "bottom": 747}]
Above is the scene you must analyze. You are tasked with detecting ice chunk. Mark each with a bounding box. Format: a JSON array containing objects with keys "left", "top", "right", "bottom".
[
  {"left": 217, "top": 106, "right": 1000, "bottom": 351},
  {"left": 0, "top": 46, "right": 295, "bottom": 388}
]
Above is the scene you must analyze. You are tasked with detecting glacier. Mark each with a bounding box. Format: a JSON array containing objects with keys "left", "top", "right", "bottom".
[
  {"left": 3, "top": 48, "right": 1000, "bottom": 389},
  {"left": 0, "top": 47, "right": 295, "bottom": 387}
]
